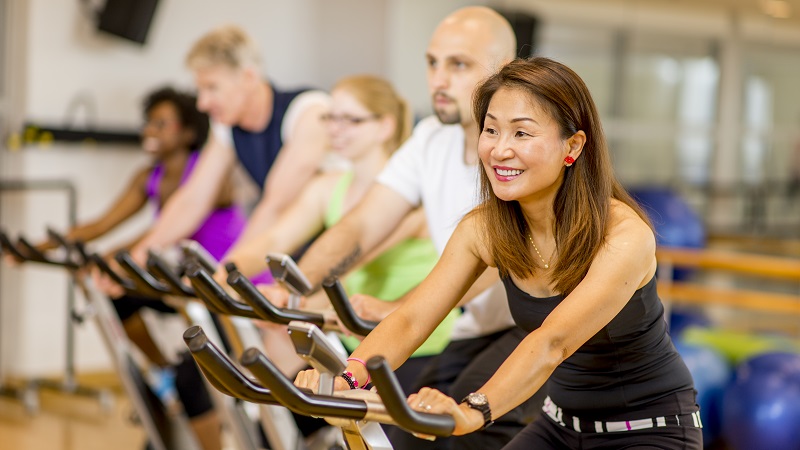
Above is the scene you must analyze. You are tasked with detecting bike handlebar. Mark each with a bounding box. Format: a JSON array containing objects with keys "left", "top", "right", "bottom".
[
  {"left": 88, "top": 253, "right": 139, "bottom": 293},
  {"left": 146, "top": 251, "right": 196, "bottom": 297},
  {"left": 114, "top": 251, "right": 172, "bottom": 296},
  {"left": 183, "top": 263, "right": 260, "bottom": 319},
  {"left": 46, "top": 228, "right": 87, "bottom": 266},
  {"left": 240, "top": 347, "right": 369, "bottom": 420},
  {"left": 226, "top": 270, "right": 326, "bottom": 328},
  {"left": 180, "top": 240, "right": 218, "bottom": 273},
  {"left": 322, "top": 277, "right": 378, "bottom": 336},
  {"left": 183, "top": 326, "right": 280, "bottom": 404},
  {"left": 0, "top": 230, "right": 28, "bottom": 261},
  {"left": 367, "top": 356, "right": 456, "bottom": 437}
]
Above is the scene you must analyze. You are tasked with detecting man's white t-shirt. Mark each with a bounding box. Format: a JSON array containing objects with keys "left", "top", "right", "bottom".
[{"left": 377, "top": 116, "right": 515, "bottom": 340}]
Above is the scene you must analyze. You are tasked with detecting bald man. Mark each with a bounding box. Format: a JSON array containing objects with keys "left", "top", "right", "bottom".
[{"left": 274, "top": 7, "right": 543, "bottom": 448}]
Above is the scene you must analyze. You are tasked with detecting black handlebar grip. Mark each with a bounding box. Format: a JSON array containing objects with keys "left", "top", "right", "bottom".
[
  {"left": 89, "top": 253, "right": 138, "bottom": 292},
  {"left": 226, "top": 270, "right": 326, "bottom": 327},
  {"left": 182, "top": 326, "right": 279, "bottom": 404},
  {"left": 322, "top": 277, "right": 379, "bottom": 336},
  {"left": 240, "top": 347, "right": 367, "bottom": 420},
  {"left": 114, "top": 250, "right": 172, "bottom": 295},
  {"left": 147, "top": 251, "right": 195, "bottom": 296},
  {"left": 367, "top": 356, "right": 455, "bottom": 437},
  {"left": 184, "top": 264, "right": 260, "bottom": 319}
]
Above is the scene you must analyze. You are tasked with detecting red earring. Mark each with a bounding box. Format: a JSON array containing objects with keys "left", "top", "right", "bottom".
[{"left": 564, "top": 156, "right": 575, "bottom": 166}]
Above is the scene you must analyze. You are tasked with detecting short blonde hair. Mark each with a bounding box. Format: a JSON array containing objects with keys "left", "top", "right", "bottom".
[{"left": 185, "top": 24, "right": 261, "bottom": 71}]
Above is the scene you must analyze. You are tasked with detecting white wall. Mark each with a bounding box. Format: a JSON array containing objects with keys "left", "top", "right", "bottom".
[
  {"left": 1, "top": 0, "right": 485, "bottom": 378},
  {"left": 7, "top": 0, "right": 799, "bottom": 378},
  {"left": 1, "top": 146, "right": 152, "bottom": 376},
  {"left": 24, "top": 0, "right": 387, "bottom": 129},
  {"left": 0, "top": 0, "right": 394, "bottom": 377}
]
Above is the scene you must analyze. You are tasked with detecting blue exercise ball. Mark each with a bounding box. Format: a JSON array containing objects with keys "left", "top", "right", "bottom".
[
  {"left": 669, "top": 307, "right": 711, "bottom": 340},
  {"left": 675, "top": 341, "right": 731, "bottom": 446},
  {"left": 721, "top": 352, "right": 800, "bottom": 450},
  {"left": 629, "top": 187, "right": 705, "bottom": 249},
  {"left": 629, "top": 187, "right": 705, "bottom": 281}
]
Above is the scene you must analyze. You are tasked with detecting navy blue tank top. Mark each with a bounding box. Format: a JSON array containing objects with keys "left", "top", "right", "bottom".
[
  {"left": 503, "top": 276, "right": 694, "bottom": 419},
  {"left": 232, "top": 87, "right": 309, "bottom": 189}
]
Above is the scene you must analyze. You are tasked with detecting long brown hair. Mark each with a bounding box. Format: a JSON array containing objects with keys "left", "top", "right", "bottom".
[{"left": 472, "top": 57, "right": 651, "bottom": 295}]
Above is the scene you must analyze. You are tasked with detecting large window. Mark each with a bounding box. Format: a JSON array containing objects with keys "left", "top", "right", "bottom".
[
  {"left": 612, "top": 33, "right": 719, "bottom": 187},
  {"left": 738, "top": 43, "right": 800, "bottom": 233},
  {"left": 741, "top": 44, "right": 800, "bottom": 184},
  {"left": 539, "top": 24, "right": 720, "bottom": 187}
]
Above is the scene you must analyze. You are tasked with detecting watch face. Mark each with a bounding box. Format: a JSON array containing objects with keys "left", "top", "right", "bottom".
[{"left": 468, "top": 392, "right": 488, "bottom": 406}]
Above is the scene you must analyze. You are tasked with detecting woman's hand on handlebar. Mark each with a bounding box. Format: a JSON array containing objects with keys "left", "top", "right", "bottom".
[
  {"left": 91, "top": 262, "right": 125, "bottom": 298},
  {"left": 407, "top": 387, "right": 483, "bottom": 436},
  {"left": 294, "top": 368, "right": 351, "bottom": 393},
  {"left": 350, "top": 293, "right": 398, "bottom": 321},
  {"left": 257, "top": 283, "right": 297, "bottom": 309},
  {"left": 2, "top": 253, "right": 23, "bottom": 267}
]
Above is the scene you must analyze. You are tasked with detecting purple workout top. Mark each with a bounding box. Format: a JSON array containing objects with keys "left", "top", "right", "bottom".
[{"left": 145, "top": 151, "right": 245, "bottom": 261}]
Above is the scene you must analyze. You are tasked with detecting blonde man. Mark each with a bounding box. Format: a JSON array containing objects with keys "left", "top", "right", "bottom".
[{"left": 131, "top": 25, "right": 330, "bottom": 265}]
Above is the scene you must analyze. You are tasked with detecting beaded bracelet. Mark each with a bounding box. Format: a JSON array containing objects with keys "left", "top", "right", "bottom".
[
  {"left": 346, "top": 357, "right": 371, "bottom": 387},
  {"left": 340, "top": 371, "right": 358, "bottom": 389}
]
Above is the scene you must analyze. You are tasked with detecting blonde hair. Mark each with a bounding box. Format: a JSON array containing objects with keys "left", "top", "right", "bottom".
[
  {"left": 333, "top": 75, "right": 411, "bottom": 153},
  {"left": 185, "top": 24, "right": 262, "bottom": 71}
]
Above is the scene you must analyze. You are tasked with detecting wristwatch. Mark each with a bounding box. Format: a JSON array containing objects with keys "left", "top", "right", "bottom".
[{"left": 461, "top": 392, "right": 494, "bottom": 430}]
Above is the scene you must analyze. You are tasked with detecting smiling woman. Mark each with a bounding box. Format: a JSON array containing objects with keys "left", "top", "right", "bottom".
[{"left": 302, "top": 56, "right": 702, "bottom": 450}]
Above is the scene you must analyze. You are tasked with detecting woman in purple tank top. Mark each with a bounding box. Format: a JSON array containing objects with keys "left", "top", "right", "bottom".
[
  {"left": 35, "top": 87, "right": 242, "bottom": 450},
  {"left": 37, "top": 87, "right": 244, "bottom": 260}
]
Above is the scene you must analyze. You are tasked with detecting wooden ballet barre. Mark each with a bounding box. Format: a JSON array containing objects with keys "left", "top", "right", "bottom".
[
  {"left": 656, "top": 247, "right": 800, "bottom": 282},
  {"left": 656, "top": 246, "right": 800, "bottom": 317},
  {"left": 656, "top": 282, "right": 800, "bottom": 316},
  {"left": 707, "top": 234, "right": 800, "bottom": 257}
]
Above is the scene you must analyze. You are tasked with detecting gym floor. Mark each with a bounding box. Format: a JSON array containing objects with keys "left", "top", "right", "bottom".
[{"left": 0, "top": 383, "right": 145, "bottom": 450}]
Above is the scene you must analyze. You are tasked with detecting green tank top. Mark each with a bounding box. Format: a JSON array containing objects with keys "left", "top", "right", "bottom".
[{"left": 324, "top": 172, "right": 458, "bottom": 357}]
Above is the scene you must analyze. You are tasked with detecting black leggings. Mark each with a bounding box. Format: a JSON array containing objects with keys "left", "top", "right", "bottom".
[
  {"left": 503, "top": 414, "right": 703, "bottom": 449},
  {"left": 173, "top": 351, "right": 214, "bottom": 418},
  {"left": 112, "top": 295, "right": 214, "bottom": 418},
  {"left": 112, "top": 295, "right": 177, "bottom": 322},
  {"left": 388, "top": 327, "right": 546, "bottom": 450},
  {"left": 504, "top": 390, "right": 703, "bottom": 450}
]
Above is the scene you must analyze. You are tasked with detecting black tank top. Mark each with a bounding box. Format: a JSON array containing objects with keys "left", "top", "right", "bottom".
[
  {"left": 232, "top": 86, "right": 309, "bottom": 190},
  {"left": 503, "top": 275, "right": 694, "bottom": 419}
]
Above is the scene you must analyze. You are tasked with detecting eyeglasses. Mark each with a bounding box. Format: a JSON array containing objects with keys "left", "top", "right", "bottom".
[{"left": 321, "top": 113, "right": 380, "bottom": 126}]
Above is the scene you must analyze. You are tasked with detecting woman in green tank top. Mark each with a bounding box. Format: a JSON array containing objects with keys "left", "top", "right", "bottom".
[{"left": 222, "top": 75, "right": 458, "bottom": 393}]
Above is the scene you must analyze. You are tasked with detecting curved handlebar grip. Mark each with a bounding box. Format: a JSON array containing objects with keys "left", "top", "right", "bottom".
[
  {"left": 89, "top": 253, "right": 138, "bottom": 292},
  {"left": 114, "top": 251, "right": 172, "bottom": 295},
  {"left": 72, "top": 240, "right": 91, "bottom": 264},
  {"left": 16, "top": 236, "right": 80, "bottom": 269},
  {"left": 46, "top": 228, "right": 86, "bottom": 266},
  {"left": 14, "top": 236, "right": 48, "bottom": 263},
  {"left": 322, "top": 277, "right": 378, "bottom": 336},
  {"left": 184, "top": 263, "right": 260, "bottom": 319},
  {"left": 180, "top": 240, "right": 218, "bottom": 273},
  {"left": 0, "top": 230, "right": 28, "bottom": 261},
  {"left": 367, "top": 356, "right": 455, "bottom": 437},
  {"left": 183, "top": 326, "right": 279, "bottom": 404},
  {"left": 226, "top": 270, "right": 326, "bottom": 327},
  {"left": 240, "top": 347, "right": 368, "bottom": 420},
  {"left": 224, "top": 262, "right": 238, "bottom": 274},
  {"left": 147, "top": 251, "right": 195, "bottom": 297},
  {"left": 266, "top": 253, "right": 314, "bottom": 296}
]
